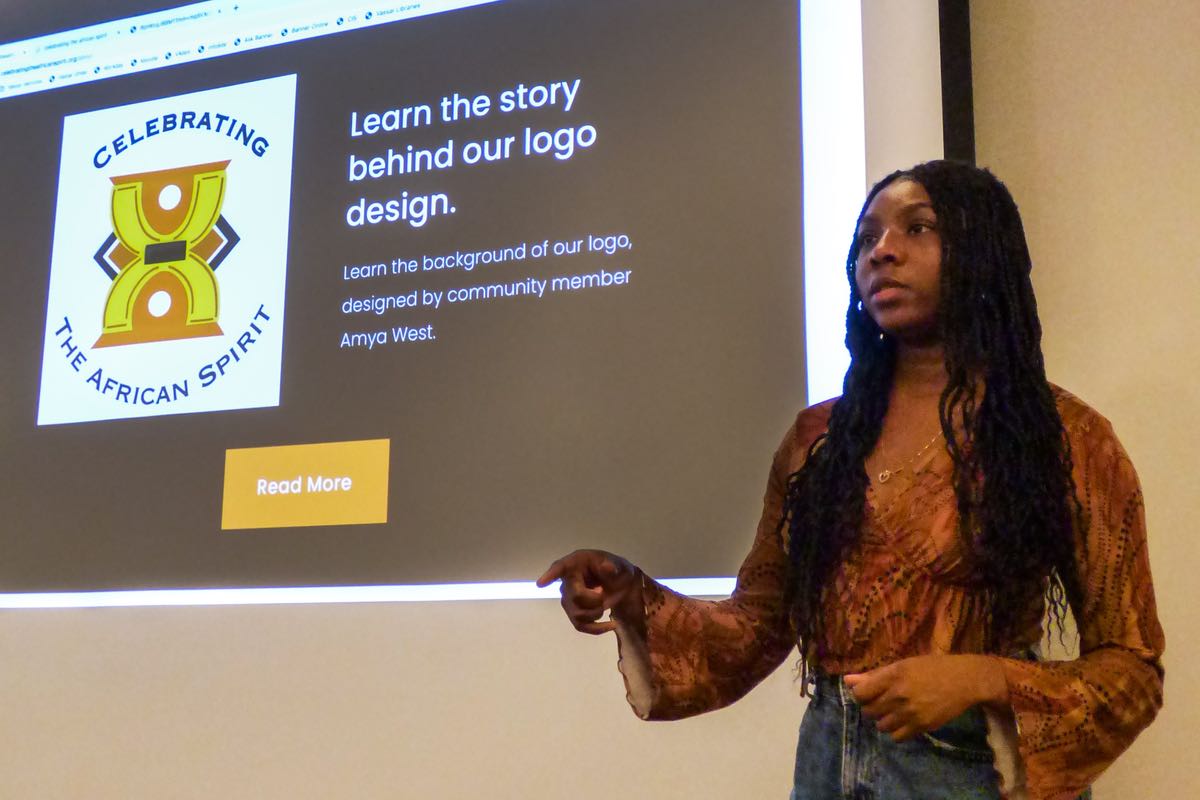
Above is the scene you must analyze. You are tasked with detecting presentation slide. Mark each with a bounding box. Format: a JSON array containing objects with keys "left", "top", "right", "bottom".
[{"left": 0, "top": 0, "right": 807, "bottom": 593}]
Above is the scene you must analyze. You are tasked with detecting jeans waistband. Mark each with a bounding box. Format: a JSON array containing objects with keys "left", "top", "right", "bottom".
[{"left": 810, "top": 673, "right": 855, "bottom": 706}]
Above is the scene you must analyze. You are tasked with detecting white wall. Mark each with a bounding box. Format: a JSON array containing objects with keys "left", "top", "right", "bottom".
[
  {"left": 0, "top": 600, "right": 803, "bottom": 798},
  {"left": 971, "top": 1, "right": 1200, "bottom": 796}
]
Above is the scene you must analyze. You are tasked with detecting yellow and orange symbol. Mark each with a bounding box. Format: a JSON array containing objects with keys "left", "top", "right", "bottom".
[{"left": 93, "top": 161, "right": 240, "bottom": 348}]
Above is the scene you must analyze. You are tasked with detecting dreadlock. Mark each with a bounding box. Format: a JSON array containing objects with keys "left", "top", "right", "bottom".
[{"left": 784, "top": 160, "right": 1084, "bottom": 672}]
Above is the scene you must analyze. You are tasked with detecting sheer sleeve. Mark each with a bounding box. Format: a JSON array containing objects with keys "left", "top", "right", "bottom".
[
  {"left": 614, "top": 407, "right": 829, "bottom": 721},
  {"left": 997, "top": 408, "right": 1165, "bottom": 800}
]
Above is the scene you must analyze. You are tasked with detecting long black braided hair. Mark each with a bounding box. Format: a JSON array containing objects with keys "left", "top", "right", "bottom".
[{"left": 784, "top": 160, "right": 1083, "bottom": 668}]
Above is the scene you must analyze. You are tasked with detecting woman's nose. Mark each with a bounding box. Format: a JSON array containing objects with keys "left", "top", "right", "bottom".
[{"left": 869, "top": 228, "right": 901, "bottom": 264}]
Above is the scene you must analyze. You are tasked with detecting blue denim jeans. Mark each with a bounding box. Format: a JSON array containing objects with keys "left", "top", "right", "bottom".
[{"left": 790, "top": 674, "right": 1004, "bottom": 799}]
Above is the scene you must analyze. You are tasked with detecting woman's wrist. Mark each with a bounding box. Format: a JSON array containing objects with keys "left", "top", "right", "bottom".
[
  {"left": 610, "top": 567, "right": 646, "bottom": 624},
  {"left": 962, "top": 654, "right": 1010, "bottom": 710}
]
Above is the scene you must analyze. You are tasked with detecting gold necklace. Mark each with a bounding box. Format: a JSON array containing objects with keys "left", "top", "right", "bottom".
[{"left": 876, "top": 430, "right": 942, "bottom": 483}]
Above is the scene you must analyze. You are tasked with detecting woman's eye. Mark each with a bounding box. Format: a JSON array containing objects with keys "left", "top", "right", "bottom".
[
  {"left": 858, "top": 232, "right": 878, "bottom": 247},
  {"left": 909, "top": 221, "right": 936, "bottom": 234}
]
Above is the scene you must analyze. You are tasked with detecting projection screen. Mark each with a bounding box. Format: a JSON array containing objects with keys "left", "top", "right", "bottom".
[{"left": 0, "top": 0, "right": 955, "bottom": 605}]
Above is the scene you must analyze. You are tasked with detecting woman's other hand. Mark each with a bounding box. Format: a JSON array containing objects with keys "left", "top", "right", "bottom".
[
  {"left": 843, "top": 654, "right": 1009, "bottom": 741},
  {"left": 536, "top": 550, "right": 643, "bottom": 635}
]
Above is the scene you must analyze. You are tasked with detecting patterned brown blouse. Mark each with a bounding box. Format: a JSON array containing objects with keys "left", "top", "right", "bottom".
[{"left": 614, "top": 387, "right": 1164, "bottom": 800}]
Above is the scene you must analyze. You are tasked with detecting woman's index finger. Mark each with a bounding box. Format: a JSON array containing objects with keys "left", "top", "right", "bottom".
[
  {"left": 843, "top": 668, "right": 889, "bottom": 703},
  {"left": 536, "top": 559, "right": 566, "bottom": 587}
]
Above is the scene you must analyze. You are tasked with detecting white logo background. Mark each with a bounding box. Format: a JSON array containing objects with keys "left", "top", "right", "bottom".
[{"left": 38, "top": 74, "right": 297, "bottom": 425}]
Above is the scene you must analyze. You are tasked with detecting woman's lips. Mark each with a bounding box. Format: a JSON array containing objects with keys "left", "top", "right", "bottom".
[
  {"left": 869, "top": 279, "right": 908, "bottom": 303},
  {"left": 871, "top": 286, "right": 907, "bottom": 303}
]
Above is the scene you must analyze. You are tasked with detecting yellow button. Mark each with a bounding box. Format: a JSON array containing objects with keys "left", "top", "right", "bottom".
[{"left": 222, "top": 439, "right": 389, "bottom": 530}]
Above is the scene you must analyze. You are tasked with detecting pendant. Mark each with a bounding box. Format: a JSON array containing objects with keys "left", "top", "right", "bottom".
[{"left": 878, "top": 469, "right": 893, "bottom": 483}]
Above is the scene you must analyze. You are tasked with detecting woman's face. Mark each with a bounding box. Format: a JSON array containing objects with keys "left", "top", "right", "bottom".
[{"left": 853, "top": 179, "right": 943, "bottom": 344}]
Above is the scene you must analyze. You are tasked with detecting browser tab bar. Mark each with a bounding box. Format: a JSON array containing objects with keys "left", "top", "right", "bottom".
[{"left": 0, "top": 0, "right": 499, "bottom": 101}]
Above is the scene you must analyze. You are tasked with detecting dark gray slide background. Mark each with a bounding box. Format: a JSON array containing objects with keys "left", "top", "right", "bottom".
[{"left": 0, "top": 0, "right": 806, "bottom": 591}]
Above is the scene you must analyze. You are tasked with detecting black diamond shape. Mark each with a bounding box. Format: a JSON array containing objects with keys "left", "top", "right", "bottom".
[
  {"left": 210, "top": 214, "right": 240, "bottom": 270},
  {"left": 93, "top": 233, "right": 119, "bottom": 280}
]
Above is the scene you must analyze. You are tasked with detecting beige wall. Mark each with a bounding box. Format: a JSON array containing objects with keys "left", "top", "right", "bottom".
[
  {"left": 0, "top": 600, "right": 804, "bottom": 798},
  {"left": 972, "top": 0, "right": 1200, "bottom": 795},
  {"left": 3, "top": 4, "right": 1196, "bottom": 799}
]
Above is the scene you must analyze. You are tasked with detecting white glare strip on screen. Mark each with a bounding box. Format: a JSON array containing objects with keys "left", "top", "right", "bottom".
[
  {"left": 800, "top": 0, "right": 866, "bottom": 404},
  {"left": 4, "top": 0, "right": 865, "bottom": 609},
  {"left": 0, "top": 0, "right": 500, "bottom": 101},
  {"left": 0, "top": 578, "right": 736, "bottom": 608}
]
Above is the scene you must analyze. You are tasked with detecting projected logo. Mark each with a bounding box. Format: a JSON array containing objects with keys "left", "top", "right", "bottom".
[
  {"left": 37, "top": 74, "right": 297, "bottom": 426},
  {"left": 94, "top": 161, "right": 240, "bottom": 348}
]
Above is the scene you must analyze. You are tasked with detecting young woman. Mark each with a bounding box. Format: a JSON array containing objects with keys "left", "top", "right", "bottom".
[{"left": 538, "top": 161, "right": 1164, "bottom": 800}]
